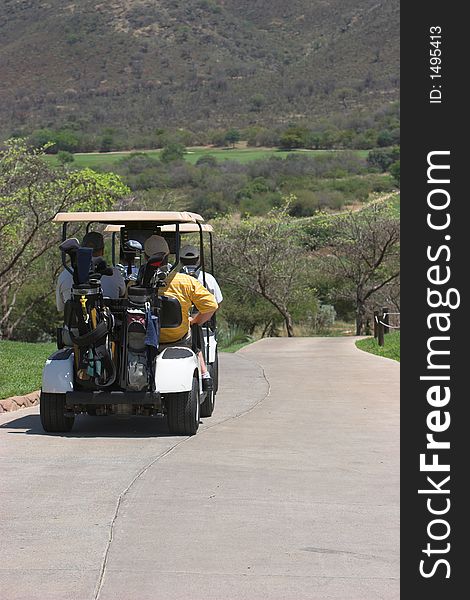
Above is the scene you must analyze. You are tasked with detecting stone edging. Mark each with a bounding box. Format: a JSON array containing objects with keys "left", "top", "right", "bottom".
[{"left": 0, "top": 391, "right": 40, "bottom": 413}]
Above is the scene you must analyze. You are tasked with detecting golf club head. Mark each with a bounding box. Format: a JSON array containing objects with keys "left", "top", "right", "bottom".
[{"left": 125, "top": 239, "right": 143, "bottom": 252}]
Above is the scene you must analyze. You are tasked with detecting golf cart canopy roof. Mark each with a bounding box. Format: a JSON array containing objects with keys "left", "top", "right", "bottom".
[
  {"left": 103, "top": 223, "right": 213, "bottom": 233},
  {"left": 53, "top": 211, "right": 204, "bottom": 224}
]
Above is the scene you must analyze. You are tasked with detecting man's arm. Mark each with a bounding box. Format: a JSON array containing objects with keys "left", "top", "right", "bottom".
[
  {"left": 189, "top": 310, "right": 215, "bottom": 326},
  {"left": 189, "top": 278, "right": 218, "bottom": 324}
]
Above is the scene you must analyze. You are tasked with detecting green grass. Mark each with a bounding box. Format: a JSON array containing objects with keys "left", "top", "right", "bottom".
[
  {"left": 219, "top": 340, "right": 253, "bottom": 353},
  {"left": 0, "top": 340, "right": 56, "bottom": 400},
  {"left": 44, "top": 147, "right": 370, "bottom": 169},
  {"left": 356, "top": 330, "right": 400, "bottom": 362}
]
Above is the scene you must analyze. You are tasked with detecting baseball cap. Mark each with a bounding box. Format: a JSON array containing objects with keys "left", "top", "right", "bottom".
[
  {"left": 82, "top": 231, "right": 104, "bottom": 251},
  {"left": 180, "top": 245, "right": 200, "bottom": 260},
  {"left": 144, "top": 235, "right": 170, "bottom": 257}
]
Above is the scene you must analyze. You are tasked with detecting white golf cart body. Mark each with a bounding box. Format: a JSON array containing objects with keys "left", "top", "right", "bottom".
[{"left": 43, "top": 346, "right": 200, "bottom": 395}]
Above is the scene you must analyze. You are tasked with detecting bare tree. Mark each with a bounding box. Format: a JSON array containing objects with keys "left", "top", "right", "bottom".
[
  {"left": 318, "top": 201, "right": 400, "bottom": 335},
  {"left": 214, "top": 204, "right": 307, "bottom": 337}
]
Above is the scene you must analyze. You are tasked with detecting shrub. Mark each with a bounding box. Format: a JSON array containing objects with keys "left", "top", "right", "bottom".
[{"left": 160, "top": 142, "right": 186, "bottom": 163}]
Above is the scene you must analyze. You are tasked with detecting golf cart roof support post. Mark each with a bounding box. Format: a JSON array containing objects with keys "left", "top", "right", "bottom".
[
  {"left": 175, "top": 223, "right": 180, "bottom": 264},
  {"left": 112, "top": 232, "right": 116, "bottom": 266},
  {"left": 198, "top": 222, "right": 206, "bottom": 289},
  {"left": 61, "top": 222, "right": 74, "bottom": 275},
  {"left": 209, "top": 232, "right": 214, "bottom": 276},
  {"left": 198, "top": 221, "right": 210, "bottom": 363}
]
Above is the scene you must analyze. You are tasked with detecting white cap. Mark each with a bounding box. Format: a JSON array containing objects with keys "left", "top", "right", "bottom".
[{"left": 144, "top": 235, "right": 170, "bottom": 257}]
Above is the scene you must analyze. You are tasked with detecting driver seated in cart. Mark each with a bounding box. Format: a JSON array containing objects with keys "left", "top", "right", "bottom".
[{"left": 143, "top": 235, "right": 218, "bottom": 390}]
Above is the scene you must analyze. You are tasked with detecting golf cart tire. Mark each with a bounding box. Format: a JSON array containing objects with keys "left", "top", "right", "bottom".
[
  {"left": 40, "top": 391, "right": 75, "bottom": 433},
  {"left": 200, "top": 361, "right": 217, "bottom": 418},
  {"left": 167, "top": 376, "right": 200, "bottom": 435},
  {"left": 213, "top": 351, "right": 219, "bottom": 394},
  {"left": 200, "top": 389, "right": 214, "bottom": 418}
]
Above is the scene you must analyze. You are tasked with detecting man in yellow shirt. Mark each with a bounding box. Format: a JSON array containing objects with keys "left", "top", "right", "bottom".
[{"left": 144, "top": 236, "right": 218, "bottom": 388}]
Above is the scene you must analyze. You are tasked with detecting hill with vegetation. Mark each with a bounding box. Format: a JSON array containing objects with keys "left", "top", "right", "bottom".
[{"left": 0, "top": 0, "right": 399, "bottom": 143}]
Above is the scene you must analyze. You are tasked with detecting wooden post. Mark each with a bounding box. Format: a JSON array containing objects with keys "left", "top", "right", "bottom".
[
  {"left": 378, "top": 318, "right": 385, "bottom": 347},
  {"left": 373, "top": 311, "right": 379, "bottom": 338},
  {"left": 382, "top": 307, "right": 390, "bottom": 335}
]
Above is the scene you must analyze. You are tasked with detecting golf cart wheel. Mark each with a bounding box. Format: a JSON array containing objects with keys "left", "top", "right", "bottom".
[
  {"left": 167, "top": 376, "right": 200, "bottom": 435},
  {"left": 200, "top": 388, "right": 214, "bottom": 417},
  {"left": 40, "top": 391, "right": 75, "bottom": 433},
  {"left": 200, "top": 363, "right": 216, "bottom": 418},
  {"left": 212, "top": 351, "right": 219, "bottom": 394}
]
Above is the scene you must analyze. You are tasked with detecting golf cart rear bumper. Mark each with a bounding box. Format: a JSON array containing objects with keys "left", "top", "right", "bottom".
[{"left": 65, "top": 390, "right": 161, "bottom": 407}]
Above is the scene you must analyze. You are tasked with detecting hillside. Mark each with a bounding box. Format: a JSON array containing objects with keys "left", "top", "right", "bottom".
[{"left": 0, "top": 0, "right": 399, "bottom": 138}]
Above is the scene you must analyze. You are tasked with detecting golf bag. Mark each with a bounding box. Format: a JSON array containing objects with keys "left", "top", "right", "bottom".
[{"left": 61, "top": 239, "right": 116, "bottom": 388}]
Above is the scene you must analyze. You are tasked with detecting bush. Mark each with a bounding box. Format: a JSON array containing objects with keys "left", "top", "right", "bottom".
[
  {"left": 118, "top": 152, "right": 159, "bottom": 174},
  {"left": 160, "top": 142, "right": 186, "bottom": 163},
  {"left": 57, "top": 150, "right": 74, "bottom": 165},
  {"left": 367, "top": 146, "right": 400, "bottom": 172},
  {"left": 196, "top": 154, "right": 218, "bottom": 168},
  {"left": 390, "top": 160, "right": 400, "bottom": 186},
  {"left": 314, "top": 304, "right": 337, "bottom": 333}
]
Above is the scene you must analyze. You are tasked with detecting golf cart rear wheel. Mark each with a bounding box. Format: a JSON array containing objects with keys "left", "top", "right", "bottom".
[
  {"left": 212, "top": 352, "right": 219, "bottom": 394},
  {"left": 200, "top": 363, "right": 216, "bottom": 418},
  {"left": 200, "top": 389, "right": 214, "bottom": 418},
  {"left": 40, "top": 392, "right": 75, "bottom": 433},
  {"left": 167, "top": 376, "right": 200, "bottom": 435}
]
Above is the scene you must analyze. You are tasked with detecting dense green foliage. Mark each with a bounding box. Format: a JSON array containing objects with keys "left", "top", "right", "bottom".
[
  {"left": 102, "top": 148, "right": 397, "bottom": 218},
  {"left": 22, "top": 103, "right": 399, "bottom": 154}
]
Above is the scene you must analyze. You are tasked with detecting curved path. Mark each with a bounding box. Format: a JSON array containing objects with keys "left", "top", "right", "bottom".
[{"left": 0, "top": 338, "right": 399, "bottom": 600}]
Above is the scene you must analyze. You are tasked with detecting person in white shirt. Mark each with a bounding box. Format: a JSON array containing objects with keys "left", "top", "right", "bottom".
[
  {"left": 179, "top": 244, "right": 222, "bottom": 390},
  {"left": 180, "top": 245, "right": 223, "bottom": 304},
  {"left": 56, "top": 231, "right": 126, "bottom": 311}
]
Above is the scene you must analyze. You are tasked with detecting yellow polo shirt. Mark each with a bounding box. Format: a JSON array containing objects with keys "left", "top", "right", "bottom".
[{"left": 159, "top": 273, "right": 218, "bottom": 343}]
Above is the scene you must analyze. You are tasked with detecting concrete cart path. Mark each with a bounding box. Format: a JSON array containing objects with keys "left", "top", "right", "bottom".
[{"left": 0, "top": 337, "right": 399, "bottom": 600}]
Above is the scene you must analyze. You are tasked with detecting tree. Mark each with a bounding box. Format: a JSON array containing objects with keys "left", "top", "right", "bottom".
[
  {"left": 250, "top": 94, "right": 265, "bottom": 112},
  {"left": 57, "top": 150, "right": 75, "bottom": 166},
  {"left": 0, "top": 139, "right": 129, "bottom": 339},
  {"left": 224, "top": 128, "right": 241, "bottom": 148},
  {"left": 100, "top": 134, "right": 114, "bottom": 153},
  {"left": 160, "top": 142, "right": 186, "bottom": 163},
  {"left": 213, "top": 202, "right": 310, "bottom": 337},
  {"left": 390, "top": 160, "right": 400, "bottom": 186},
  {"left": 367, "top": 147, "right": 400, "bottom": 172},
  {"left": 316, "top": 201, "right": 400, "bottom": 335},
  {"left": 279, "top": 126, "right": 307, "bottom": 150}
]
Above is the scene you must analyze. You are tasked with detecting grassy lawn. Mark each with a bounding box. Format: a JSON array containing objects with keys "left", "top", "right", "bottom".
[
  {"left": 0, "top": 340, "right": 56, "bottom": 400},
  {"left": 44, "top": 147, "right": 370, "bottom": 169},
  {"left": 219, "top": 340, "right": 253, "bottom": 353},
  {"left": 356, "top": 330, "right": 400, "bottom": 362}
]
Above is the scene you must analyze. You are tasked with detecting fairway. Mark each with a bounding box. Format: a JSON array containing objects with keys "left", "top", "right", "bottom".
[{"left": 44, "top": 146, "right": 370, "bottom": 169}]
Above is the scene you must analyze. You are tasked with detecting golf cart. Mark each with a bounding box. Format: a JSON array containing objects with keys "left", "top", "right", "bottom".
[{"left": 40, "top": 211, "right": 218, "bottom": 435}]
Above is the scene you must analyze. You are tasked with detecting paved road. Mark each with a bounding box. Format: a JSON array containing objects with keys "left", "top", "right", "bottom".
[{"left": 0, "top": 338, "right": 399, "bottom": 600}]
